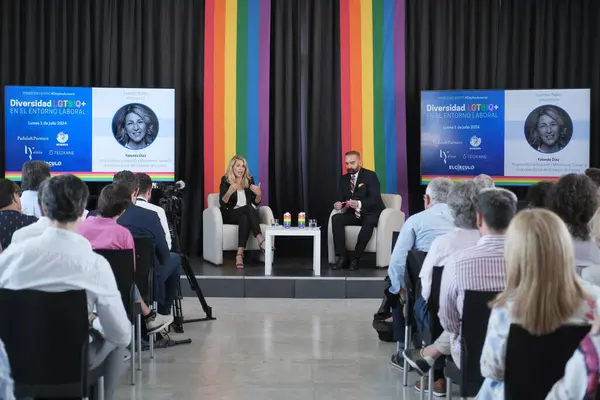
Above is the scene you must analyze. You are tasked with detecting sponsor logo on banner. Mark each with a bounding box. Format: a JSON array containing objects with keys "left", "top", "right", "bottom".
[
  {"left": 449, "top": 164, "right": 475, "bottom": 171},
  {"left": 464, "top": 154, "right": 488, "bottom": 160},
  {"left": 24, "top": 145, "right": 43, "bottom": 161},
  {"left": 56, "top": 132, "right": 69, "bottom": 147},
  {"left": 49, "top": 150, "right": 75, "bottom": 156},
  {"left": 433, "top": 139, "right": 463, "bottom": 146},
  {"left": 469, "top": 135, "right": 482, "bottom": 150},
  {"left": 439, "top": 150, "right": 457, "bottom": 165},
  {"left": 17, "top": 136, "right": 49, "bottom": 141}
]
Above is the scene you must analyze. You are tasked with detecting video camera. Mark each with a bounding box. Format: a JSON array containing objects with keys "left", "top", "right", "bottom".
[{"left": 152, "top": 180, "right": 186, "bottom": 215}]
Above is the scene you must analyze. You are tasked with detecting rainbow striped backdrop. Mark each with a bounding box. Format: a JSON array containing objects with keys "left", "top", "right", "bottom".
[
  {"left": 340, "top": 0, "right": 407, "bottom": 198},
  {"left": 421, "top": 175, "right": 558, "bottom": 186},
  {"left": 204, "top": 0, "right": 271, "bottom": 206},
  {"left": 4, "top": 172, "right": 174, "bottom": 182}
]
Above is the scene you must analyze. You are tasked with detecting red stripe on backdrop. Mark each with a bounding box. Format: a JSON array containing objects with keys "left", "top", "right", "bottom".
[
  {"left": 213, "top": 0, "right": 227, "bottom": 192},
  {"left": 348, "top": 0, "right": 363, "bottom": 157},
  {"left": 339, "top": 0, "right": 351, "bottom": 173},
  {"left": 203, "top": 0, "right": 215, "bottom": 206}
]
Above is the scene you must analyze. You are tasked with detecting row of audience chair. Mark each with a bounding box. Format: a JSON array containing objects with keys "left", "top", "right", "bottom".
[
  {"left": 0, "top": 237, "right": 157, "bottom": 399},
  {"left": 401, "top": 248, "right": 598, "bottom": 400}
]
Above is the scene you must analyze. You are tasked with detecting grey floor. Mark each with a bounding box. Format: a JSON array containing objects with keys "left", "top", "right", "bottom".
[{"left": 114, "top": 298, "right": 429, "bottom": 400}]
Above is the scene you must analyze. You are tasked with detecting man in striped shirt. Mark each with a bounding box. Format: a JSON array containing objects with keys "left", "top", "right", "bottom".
[{"left": 403, "top": 188, "right": 517, "bottom": 392}]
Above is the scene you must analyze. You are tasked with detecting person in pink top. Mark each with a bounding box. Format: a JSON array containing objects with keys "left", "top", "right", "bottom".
[{"left": 79, "top": 184, "right": 172, "bottom": 333}]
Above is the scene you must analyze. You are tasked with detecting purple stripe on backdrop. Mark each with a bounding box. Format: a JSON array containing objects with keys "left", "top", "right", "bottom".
[
  {"left": 258, "top": 0, "right": 271, "bottom": 205},
  {"left": 394, "top": 0, "right": 408, "bottom": 215}
]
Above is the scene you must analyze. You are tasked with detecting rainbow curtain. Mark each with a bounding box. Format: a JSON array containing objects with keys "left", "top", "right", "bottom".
[
  {"left": 204, "top": 0, "right": 271, "bottom": 206},
  {"left": 340, "top": 0, "right": 407, "bottom": 203}
]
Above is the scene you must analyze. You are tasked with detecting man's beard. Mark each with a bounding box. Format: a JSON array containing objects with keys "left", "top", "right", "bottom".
[{"left": 347, "top": 168, "right": 358, "bottom": 175}]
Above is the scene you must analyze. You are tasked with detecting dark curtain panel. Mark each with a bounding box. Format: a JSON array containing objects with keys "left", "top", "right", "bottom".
[
  {"left": 0, "top": 0, "right": 204, "bottom": 254},
  {"left": 406, "top": 0, "right": 600, "bottom": 213},
  {"left": 497, "top": 0, "right": 600, "bottom": 166},
  {"left": 269, "top": 0, "right": 341, "bottom": 255},
  {"left": 405, "top": 0, "right": 502, "bottom": 213}
]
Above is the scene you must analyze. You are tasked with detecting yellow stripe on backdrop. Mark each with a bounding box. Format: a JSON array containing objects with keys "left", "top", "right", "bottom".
[
  {"left": 360, "top": 0, "right": 375, "bottom": 170},
  {"left": 224, "top": 0, "right": 238, "bottom": 167}
]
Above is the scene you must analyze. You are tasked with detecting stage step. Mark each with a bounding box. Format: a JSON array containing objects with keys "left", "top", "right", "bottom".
[{"left": 179, "top": 275, "right": 384, "bottom": 299}]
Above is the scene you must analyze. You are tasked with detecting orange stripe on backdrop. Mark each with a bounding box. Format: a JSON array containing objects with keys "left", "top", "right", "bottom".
[
  {"left": 348, "top": 0, "right": 363, "bottom": 155},
  {"left": 213, "top": 0, "right": 226, "bottom": 189}
]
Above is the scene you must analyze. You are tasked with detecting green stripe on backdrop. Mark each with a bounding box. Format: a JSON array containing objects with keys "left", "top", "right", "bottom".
[
  {"left": 372, "top": 0, "right": 386, "bottom": 190},
  {"left": 236, "top": 0, "right": 249, "bottom": 155}
]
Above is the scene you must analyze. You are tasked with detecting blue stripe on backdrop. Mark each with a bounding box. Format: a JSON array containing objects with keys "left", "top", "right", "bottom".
[
  {"left": 383, "top": 0, "right": 397, "bottom": 194},
  {"left": 247, "top": 0, "right": 261, "bottom": 181}
]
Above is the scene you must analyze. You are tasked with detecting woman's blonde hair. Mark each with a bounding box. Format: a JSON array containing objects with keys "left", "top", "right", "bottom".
[
  {"left": 590, "top": 206, "right": 600, "bottom": 247},
  {"left": 225, "top": 155, "right": 251, "bottom": 189},
  {"left": 493, "top": 209, "right": 585, "bottom": 335}
]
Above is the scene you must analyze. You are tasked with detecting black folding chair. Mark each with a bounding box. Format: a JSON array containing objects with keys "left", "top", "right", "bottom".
[
  {"left": 444, "top": 290, "right": 499, "bottom": 399},
  {"left": 418, "top": 266, "right": 446, "bottom": 400},
  {"left": 505, "top": 323, "right": 590, "bottom": 400},
  {"left": 402, "top": 250, "right": 427, "bottom": 386},
  {"left": 95, "top": 248, "right": 140, "bottom": 385},
  {"left": 0, "top": 289, "right": 104, "bottom": 399},
  {"left": 134, "top": 236, "right": 158, "bottom": 358}
]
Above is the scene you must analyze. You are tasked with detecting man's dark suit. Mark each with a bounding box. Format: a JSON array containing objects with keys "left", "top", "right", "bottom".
[
  {"left": 117, "top": 205, "right": 180, "bottom": 315},
  {"left": 332, "top": 168, "right": 385, "bottom": 261}
]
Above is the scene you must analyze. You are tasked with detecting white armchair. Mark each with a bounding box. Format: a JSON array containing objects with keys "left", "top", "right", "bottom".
[
  {"left": 327, "top": 194, "right": 405, "bottom": 268},
  {"left": 203, "top": 193, "right": 275, "bottom": 265}
]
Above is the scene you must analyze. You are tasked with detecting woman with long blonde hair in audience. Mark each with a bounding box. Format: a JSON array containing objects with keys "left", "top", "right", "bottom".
[{"left": 477, "top": 209, "right": 600, "bottom": 399}]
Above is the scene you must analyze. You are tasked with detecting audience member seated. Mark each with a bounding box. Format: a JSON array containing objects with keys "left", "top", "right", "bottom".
[
  {"left": 546, "top": 173, "right": 600, "bottom": 272},
  {"left": 79, "top": 183, "right": 173, "bottom": 333},
  {"left": 0, "top": 179, "right": 37, "bottom": 249},
  {"left": 418, "top": 180, "right": 481, "bottom": 312},
  {"left": 403, "top": 188, "right": 517, "bottom": 394},
  {"left": 585, "top": 167, "right": 600, "bottom": 189},
  {"left": 0, "top": 174, "right": 130, "bottom": 399},
  {"left": 112, "top": 171, "right": 180, "bottom": 330},
  {"left": 220, "top": 155, "right": 265, "bottom": 269},
  {"left": 135, "top": 173, "right": 172, "bottom": 250},
  {"left": 546, "top": 314, "right": 600, "bottom": 399},
  {"left": 590, "top": 208, "right": 600, "bottom": 249},
  {"left": 386, "top": 177, "right": 454, "bottom": 367},
  {"left": 477, "top": 209, "right": 600, "bottom": 398},
  {"left": 473, "top": 174, "right": 495, "bottom": 191},
  {"left": 11, "top": 179, "right": 51, "bottom": 244},
  {"left": 525, "top": 180, "right": 554, "bottom": 208},
  {"left": 19, "top": 161, "right": 50, "bottom": 218},
  {"left": 0, "top": 337, "right": 13, "bottom": 400}
]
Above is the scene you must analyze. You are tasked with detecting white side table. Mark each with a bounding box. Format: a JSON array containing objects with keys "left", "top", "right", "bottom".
[{"left": 264, "top": 226, "right": 321, "bottom": 276}]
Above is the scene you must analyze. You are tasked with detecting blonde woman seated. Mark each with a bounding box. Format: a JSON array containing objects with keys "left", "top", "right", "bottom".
[
  {"left": 477, "top": 209, "right": 600, "bottom": 399},
  {"left": 220, "top": 155, "right": 265, "bottom": 269}
]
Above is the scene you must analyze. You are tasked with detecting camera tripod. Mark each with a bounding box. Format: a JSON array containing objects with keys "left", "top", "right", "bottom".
[{"left": 160, "top": 194, "right": 216, "bottom": 333}]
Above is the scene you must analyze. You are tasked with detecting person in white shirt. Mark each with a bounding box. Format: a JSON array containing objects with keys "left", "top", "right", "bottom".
[
  {"left": 0, "top": 174, "right": 131, "bottom": 399},
  {"left": 418, "top": 180, "right": 481, "bottom": 304},
  {"left": 19, "top": 161, "right": 51, "bottom": 218},
  {"left": 135, "top": 173, "right": 172, "bottom": 250}
]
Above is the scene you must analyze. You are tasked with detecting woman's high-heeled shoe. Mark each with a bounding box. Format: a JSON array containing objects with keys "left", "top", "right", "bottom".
[
  {"left": 258, "top": 239, "right": 275, "bottom": 255},
  {"left": 235, "top": 253, "right": 244, "bottom": 269}
]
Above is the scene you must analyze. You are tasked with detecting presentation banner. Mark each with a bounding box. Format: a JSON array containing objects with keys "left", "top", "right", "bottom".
[
  {"left": 4, "top": 86, "right": 175, "bottom": 181},
  {"left": 420, "top": 89, "right": 590, "bottom": 185}
]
